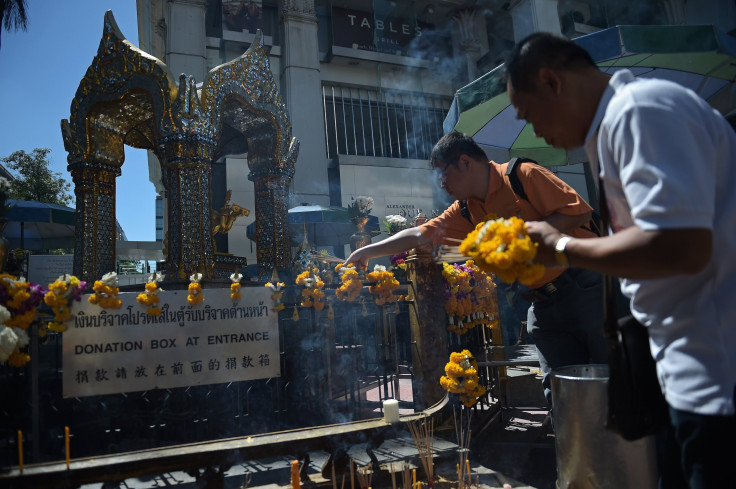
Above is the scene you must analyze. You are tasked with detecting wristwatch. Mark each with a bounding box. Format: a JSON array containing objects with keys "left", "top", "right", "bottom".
[{"left": 554, "top": 236, "right": 572, "bottom": 267}]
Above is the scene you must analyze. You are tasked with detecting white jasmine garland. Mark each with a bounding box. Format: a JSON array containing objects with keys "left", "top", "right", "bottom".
[
  {"left": 338, "top": 265, "right": 355, "bottom": 277},
  {"left": 101, "top": 271, "right": 118, "bottom": 286},
  {"left": 230, "top": 272, "right": 243, "bottom": 283},
  {"left": 0, "top": 305, "right": 11, "bottom": 325},
  {"left": 0, "top": 325, "right": 18, "bottom": 362},
  {"left": 13, "top": 327, "right": 29, "bottom": 348},
  {"left": 373, "top": 264, "right": 387, "bottom": 273},
  {"left": 148, "top": 272, "right": 164, "bottom": 284}
]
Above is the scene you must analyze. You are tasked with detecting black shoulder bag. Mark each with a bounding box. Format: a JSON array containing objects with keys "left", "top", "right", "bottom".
[{"left": 599, "top": 184, "right": 668, "bottom": 441}]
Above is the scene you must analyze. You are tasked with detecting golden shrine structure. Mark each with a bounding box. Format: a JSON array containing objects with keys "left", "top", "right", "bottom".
[{"left": 61, "top": 11, "right": 297, "bottom": 284}]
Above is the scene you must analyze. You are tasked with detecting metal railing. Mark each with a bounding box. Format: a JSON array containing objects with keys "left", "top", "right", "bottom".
[{"left": 0, "top": 286, "right": 420, "bottom": 465}]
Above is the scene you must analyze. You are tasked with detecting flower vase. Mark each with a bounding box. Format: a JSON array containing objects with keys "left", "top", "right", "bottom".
[
  {"left": 0, "top": 218, "right": 9, "bottom": 273},
  {"left": 349, "top": 216, "right": 372, "bottom": 252}
]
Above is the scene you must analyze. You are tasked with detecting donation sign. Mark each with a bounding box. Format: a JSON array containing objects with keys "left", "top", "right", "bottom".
[{"left": 62, "top": 286, "right": 279, "bottom": 398}]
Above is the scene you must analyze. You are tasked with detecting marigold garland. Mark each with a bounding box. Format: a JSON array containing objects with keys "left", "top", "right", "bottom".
[
  {"left": 365, "top": 265, "right": 400, "bottom": 306},
  {"left": 439, "top": 349, "right": 487, "bottom": 407},
  {"left": 88, "top": 272, "right": 122, "bottom": 309},
  {"left": 265, "top": 281, "right": 286, "bottom": 312},
  {"left": 44, "top": 274, "right": 86, "bottom": 333},
  {"left": 230, "top": 272, "right": 243, "bottom": 301},
  {"left": 136, "top": 272, "right": 163, "bottom": 316},
  {"left": 442, "top": 260, "right": 499, "bottom": 334},
  {"left": 334, "top": 263, "right": 363, "bottom": 302},
  {"left": 295, "top": 268, "right": 326, "bottom": 310},
  {"left": 0, "top": 274, "right": 48, "bottom": 367},
  {"left": 188, "top": 273, "right": 204, "bottom": 306},
  {"left": 459, "top": 215, "right": 545, "bottom": 286}
]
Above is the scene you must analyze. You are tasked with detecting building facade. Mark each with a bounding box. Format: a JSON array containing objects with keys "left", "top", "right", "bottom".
[{"left": 137, "top": 0, "right": 736, "bottom": 268}]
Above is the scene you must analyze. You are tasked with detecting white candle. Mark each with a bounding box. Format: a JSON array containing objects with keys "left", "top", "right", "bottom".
[{"left": 383, "top": 399, "right": 400, "bottom": 424}]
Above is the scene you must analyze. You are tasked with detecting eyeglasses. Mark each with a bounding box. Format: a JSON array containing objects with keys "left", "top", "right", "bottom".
[{"left": 435, "top": 162, "right": 455, "bottom": 183}]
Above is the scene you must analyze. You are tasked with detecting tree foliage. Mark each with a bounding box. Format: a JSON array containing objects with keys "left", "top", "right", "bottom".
[
  {"left": 1, "top": 148, "right": 74, "bottom": 205},
  {"left": 0, "top": 0, "right": 29, "bottom": 50}
]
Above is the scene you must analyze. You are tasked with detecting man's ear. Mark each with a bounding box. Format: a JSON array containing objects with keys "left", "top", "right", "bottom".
[{"left": 537, "top": 67, "right": 562, "bottom": 95}]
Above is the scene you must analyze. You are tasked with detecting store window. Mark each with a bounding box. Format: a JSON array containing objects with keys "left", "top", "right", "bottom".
[{"left": 322, "top": 83, "right": 451, "bottom": 160}]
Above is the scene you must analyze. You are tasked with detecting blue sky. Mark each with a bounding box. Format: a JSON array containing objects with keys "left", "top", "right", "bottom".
[{"left": 0, "top": 2, "right": 155, "bottom": 242}]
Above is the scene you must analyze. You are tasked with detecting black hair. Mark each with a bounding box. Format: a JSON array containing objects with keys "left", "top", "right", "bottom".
[
  {"left": 429, "top": 132, "right": 487, "bottom": 168},
  {"left": 504, "top": 32, "right": 597, "bottom": 92}
]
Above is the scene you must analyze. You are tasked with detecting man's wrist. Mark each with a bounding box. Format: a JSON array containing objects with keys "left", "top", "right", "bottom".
[{"left": 554, "top": 236, "right": 572, "bottom": 267}]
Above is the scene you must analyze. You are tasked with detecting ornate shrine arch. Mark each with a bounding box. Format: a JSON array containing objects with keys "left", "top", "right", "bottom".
[{"left": 62, "top": 10, "right": 298, "bottom": 286}]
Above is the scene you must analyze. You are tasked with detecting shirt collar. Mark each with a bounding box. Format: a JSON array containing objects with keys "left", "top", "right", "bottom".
[
  {"left": 583, "top": 69, "right": 635, "bottom": 178},
  {"left": 584, "top": 69, "right": 635, "bottom": 144}
]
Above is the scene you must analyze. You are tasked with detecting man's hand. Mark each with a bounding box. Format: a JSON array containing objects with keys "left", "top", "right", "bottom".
[
  {"left": 525, "top": 220, "right": 565, "bottom": 267},
  {"left": 344, "top": 248, "right": 372, "bottom": 270},
  {"left": 343, "top": 227, "right": 427, "bottom": 270},
  {"left": 526, "top": 220, "right": 713, "bottom": 279}
]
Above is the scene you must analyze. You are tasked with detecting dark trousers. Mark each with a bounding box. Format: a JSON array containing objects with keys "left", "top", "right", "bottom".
[{"left": 660, "top": 392, "right": 736, "bottom": 489}]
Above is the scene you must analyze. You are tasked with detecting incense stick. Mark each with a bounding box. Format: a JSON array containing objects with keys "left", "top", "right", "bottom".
[
  {"left": 407, "top": 418, "right": 435, "bottom": 488},
  {"left": 350, "top": 458, "right": 355, "bottom": 489},
  {"left": 356, "top": 464, "right": 373, "bottom": 489},
  {"left": 402, "top": 464, "right": 412, "bottom": 489},
  {"left": 454, "top": 406, "right": 473, "bottom": 489},
  {"left": 332, "top": 458, "right": 338, "bottom": 489}
]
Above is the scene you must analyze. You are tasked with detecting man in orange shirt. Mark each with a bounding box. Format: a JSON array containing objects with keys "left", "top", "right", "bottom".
[{"left": 346, "top": 132, "right": 607, "bottom": 415}]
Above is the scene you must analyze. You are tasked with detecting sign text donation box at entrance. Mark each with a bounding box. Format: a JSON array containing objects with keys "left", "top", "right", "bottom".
[{"left": 62, "top": 287, "right": 280, "bottom": 398}]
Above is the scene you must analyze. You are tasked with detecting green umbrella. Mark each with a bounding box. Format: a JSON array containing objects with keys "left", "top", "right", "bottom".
[{"left": 444, "top": 25, "right": 736, "bottom": 166}]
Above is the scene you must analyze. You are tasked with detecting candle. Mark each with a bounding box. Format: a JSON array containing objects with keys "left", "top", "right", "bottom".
[
  {"left": 17, "top": 430, "right": 23, "bottom": 473},
  {"left": 64, "top": 426, "right": 70, "bottom": 469},
  {"left": 465, "top": 460, "right": 471, "bottom": 482},
  {"left": 412, "top": 469, "right": 416, "bottom": 489},
  {"left": 383, "top": 399, "right": 399, "bottom": 424},
  {"left": 291, "top": 460, "right": 300, "bottom": 489}
]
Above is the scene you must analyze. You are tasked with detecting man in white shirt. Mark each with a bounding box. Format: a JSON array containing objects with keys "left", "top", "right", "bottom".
[{"left": 505, "top": 32, "right": 736, "bottom": 489}]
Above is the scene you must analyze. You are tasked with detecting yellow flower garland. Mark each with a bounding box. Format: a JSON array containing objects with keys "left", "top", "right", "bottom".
[
  {"left": 439, "top": 349, "right": 487, "bottom": 407},
  {"left": 44, "top": 274, "right": 85, "bottom": 333},
  {"left": 88, "top": 272, "right": 123, "bottom": 309},
  {"left": 459, "top": 216, "right": 545, "bottom": 286},
  {"left": 136, "top": 272, "right": 163, "bottom": 316},
  {"left": 334, "top": 263, "right": 363, "bottom": 302},
  {"left": 187, "top": 273, "right": 204, "bottom": 306},
  {"left": 230, "top": 272, "right": 243, "bottom": 301},
  {"left": 265, "top": 281, "right": 286, "bottom": 312},
  {"left": 442, "top": 260, "right": 499, "bottom": 334},
  {"left": 295, "top": 268, "right": 326, "bottom": 310},
  {"left": 365, "top": 265, "right": 400, "bottom": 306}
]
